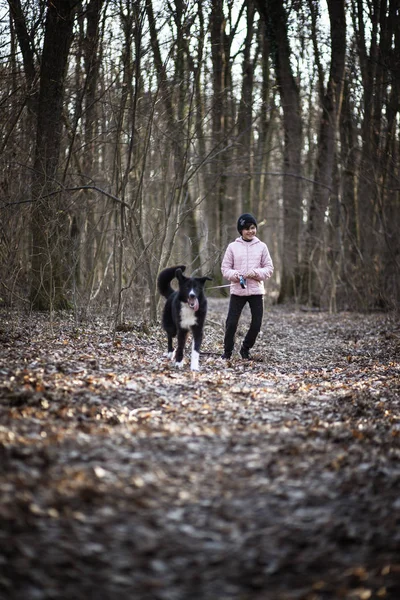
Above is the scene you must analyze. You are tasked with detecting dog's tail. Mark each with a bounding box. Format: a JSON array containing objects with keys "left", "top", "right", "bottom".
[{"left": 157, "top": 265, "right": 186, "bottom": 299}]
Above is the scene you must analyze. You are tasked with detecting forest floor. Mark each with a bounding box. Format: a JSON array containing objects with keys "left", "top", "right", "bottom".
[{"left": 0, "top": 299, "right": 399, "bottom": 600}]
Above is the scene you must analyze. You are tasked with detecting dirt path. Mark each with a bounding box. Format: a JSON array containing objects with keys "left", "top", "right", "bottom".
[{"left": 0, "top": 302, "right": 399, "bottom": 599}]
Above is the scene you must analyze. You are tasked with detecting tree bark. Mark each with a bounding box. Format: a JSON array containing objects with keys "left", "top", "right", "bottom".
[
  {"left": 29, "top": 0, "right": 76, "bottom": 310},
  {"left": 301, "top": 0, "right": 346, "bottom": 306},
  {"left": 255, "top": 0, "right": 303, "bottom": 303},
  {"left": 236, "top": 2, "right": 258, "bottom": 215}
]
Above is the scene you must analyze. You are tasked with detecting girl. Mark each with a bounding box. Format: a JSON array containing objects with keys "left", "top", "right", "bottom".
[{"left": 221, "top": 213, "right": 274, "bottom": 359}]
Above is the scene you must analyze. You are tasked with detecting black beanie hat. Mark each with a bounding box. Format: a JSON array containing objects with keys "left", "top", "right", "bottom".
[{"left": 237, "top": 213, "right": 257, "bottom": 233}]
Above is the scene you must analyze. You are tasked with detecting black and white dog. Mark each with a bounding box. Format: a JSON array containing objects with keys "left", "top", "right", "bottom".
[{"left": 157, "top": 265, "right": 212, "bottom": 371}]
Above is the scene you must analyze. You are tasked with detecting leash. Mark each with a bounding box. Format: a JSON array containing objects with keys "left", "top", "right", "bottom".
[{"left": 206, "top": 284, "right": 231, "bottom": 290}]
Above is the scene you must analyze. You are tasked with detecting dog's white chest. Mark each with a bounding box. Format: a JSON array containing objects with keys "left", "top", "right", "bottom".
[{"left": 180, "top": 303, "right": 197, "bottom": 329}]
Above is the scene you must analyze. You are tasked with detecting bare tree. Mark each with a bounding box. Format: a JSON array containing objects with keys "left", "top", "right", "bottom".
[
  {"left": 8, "top": 0, "right": 77, "bottom": 310},
  {"left": 236, "top": 1, "right": 259, "bottom": 214},
  {"left": 348, "top": 0, "right": 400, "bottom": 308},
  {"left": 301, "top": 0, "right": 346, "bottom": 307},
  {"left": 255, "top": 0, "right": 303, "bottom": 303},
  {"left": 1, "top": 0, "right": 399, "bottom": 315}
]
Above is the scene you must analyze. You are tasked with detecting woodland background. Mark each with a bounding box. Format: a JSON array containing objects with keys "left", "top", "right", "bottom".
[
  {"left": 1, "top": 3, "right": 400, "bottom": 597},
  {"left": 0, "top": 0, "right": 399, "bottom": 321}
]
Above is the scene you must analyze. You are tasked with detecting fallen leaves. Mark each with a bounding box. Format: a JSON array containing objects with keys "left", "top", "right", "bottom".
[{"left": 0, "top": 303, "right": 399, "bottom": 599}]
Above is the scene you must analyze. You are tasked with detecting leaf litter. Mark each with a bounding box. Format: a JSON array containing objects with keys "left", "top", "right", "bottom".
[{"left": 0, "top": 299, "right": 399, "bottom": 599}]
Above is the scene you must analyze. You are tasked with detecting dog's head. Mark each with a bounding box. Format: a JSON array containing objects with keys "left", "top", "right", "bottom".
[{"left": 175, "top": 268, "right": 212, "bottom": 311}]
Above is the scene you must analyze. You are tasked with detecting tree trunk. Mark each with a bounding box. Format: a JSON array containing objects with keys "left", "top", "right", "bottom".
[
  {"left": 353, "top": 0, "right": 380, "bottom": 264},
  {"left": 301, "top": 0, "right": 346, "bottom": 307},
  {"left": 256, "top": 0, "right": 303, "bottom": 303},
  {"left": 340, "top": 76, "right": 360, "bottom": 266},
  {"left": 29, "top": 0, "right": 76, "bottom": 310},
  {"left": 209, "top": 0, "right": 228, "bottom": 249},
  {"left": 253, "top": 21, "right": 274, "bottom": 221},
  {"left": 236, "top": 2, "right": 258, "bottom": 214}
]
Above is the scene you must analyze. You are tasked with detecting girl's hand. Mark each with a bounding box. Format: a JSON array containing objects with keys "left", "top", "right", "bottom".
[{"left": 245, "top": 269, "right": 257, "bottom": 278}]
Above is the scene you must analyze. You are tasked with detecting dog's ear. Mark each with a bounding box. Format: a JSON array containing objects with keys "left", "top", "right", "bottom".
[{"left": 197, "top": 276, "right": 213, "bottom": 285}]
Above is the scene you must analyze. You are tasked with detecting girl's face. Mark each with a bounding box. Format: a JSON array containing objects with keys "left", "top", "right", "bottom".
[{"left": 241, "top": 224, "right": 257, "bottom": 241}]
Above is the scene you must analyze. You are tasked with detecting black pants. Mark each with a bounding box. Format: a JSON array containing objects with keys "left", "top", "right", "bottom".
[{"left": 224, "top": 294, "right": 263, "bottom": 355}]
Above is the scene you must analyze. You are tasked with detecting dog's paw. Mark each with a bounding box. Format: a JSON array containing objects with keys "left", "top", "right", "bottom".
[{"left": 175, "top": 361, "right": 184, "bottom": 369}]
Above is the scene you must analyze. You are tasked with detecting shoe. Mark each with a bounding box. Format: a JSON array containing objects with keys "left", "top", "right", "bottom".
[
  {"left": 240, "top": 347, "right": 251, "bottom": 359},
  {"left": 221, "top": 353, "right": 232, "bottom": 360}
]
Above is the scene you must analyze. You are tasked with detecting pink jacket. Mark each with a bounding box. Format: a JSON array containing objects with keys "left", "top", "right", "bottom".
[{"left": 221, "top": 236, "right": 274, "bottom": 296}]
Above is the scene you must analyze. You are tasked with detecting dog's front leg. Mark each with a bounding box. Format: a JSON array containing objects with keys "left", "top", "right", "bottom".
[
  {"left": 190, "top": 341, "right": 200, "bottom": 371},
  {"left": 190, "top": 328, "right": 203, "bottom": 371},
  {"left": 175, "top": 330, "right": 187, "bottom": 367}
]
